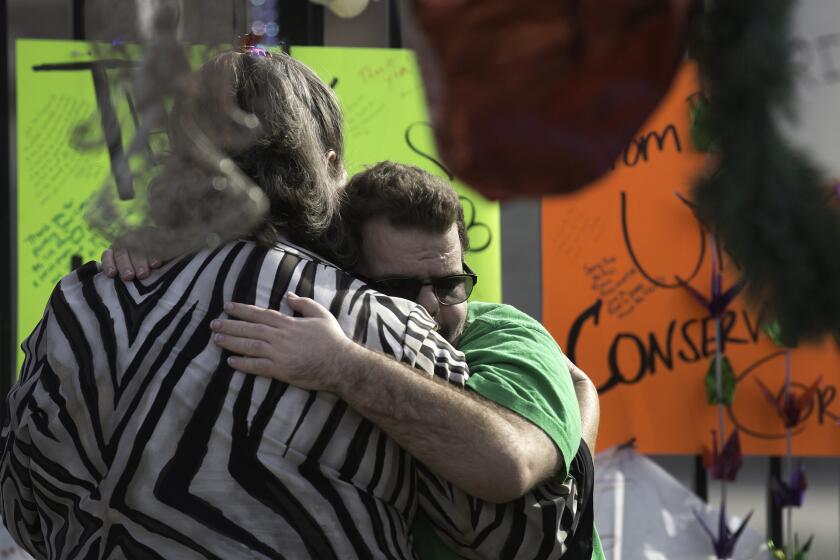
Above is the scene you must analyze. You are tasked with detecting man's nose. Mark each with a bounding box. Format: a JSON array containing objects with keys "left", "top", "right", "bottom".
[{"left": 415, "top": 285, "right": 439, "bottom": 317}]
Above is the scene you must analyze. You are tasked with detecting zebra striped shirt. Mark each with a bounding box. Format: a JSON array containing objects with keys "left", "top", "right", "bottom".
[{"left": 2, "top": 240, "right": 579, "bottom": 559}]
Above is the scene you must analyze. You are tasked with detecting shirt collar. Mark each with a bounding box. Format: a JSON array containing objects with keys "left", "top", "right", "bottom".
[{"left": 274, "top": 234, "right": 340, "bottom": 269}]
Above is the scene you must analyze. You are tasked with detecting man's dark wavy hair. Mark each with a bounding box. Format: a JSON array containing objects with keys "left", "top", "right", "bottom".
[{"left": 335, "top": 162, "right": 468, "bottom": 270}]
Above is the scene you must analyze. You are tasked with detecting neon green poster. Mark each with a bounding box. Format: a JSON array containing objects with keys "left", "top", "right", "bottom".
[
  {"left": 293, "top": 47, "right": 502, "bottom": 304},
  {"left": 17, "top": 40, "right": 113, "bottom": 366},
  {"left": 16, "top": 41, "right": 502, "bottom": 370}
]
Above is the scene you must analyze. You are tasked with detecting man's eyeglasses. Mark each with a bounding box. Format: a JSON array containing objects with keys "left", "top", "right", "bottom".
[{"left": 364, "top": 263, "right": 478, "bottom": 306}]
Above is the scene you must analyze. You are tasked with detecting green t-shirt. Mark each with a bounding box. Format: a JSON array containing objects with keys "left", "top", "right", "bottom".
[{"left": 413, "top": 301, "right": 604, "bottom": 559}]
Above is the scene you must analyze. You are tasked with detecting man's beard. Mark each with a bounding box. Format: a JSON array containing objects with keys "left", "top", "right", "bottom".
[{"left": 437, "top": 321, "right": 464, "bottom": 346}]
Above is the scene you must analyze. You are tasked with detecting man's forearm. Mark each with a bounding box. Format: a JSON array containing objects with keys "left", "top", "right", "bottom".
[{"left": 333, "top": 343, "right": 560, "bottom": 503}]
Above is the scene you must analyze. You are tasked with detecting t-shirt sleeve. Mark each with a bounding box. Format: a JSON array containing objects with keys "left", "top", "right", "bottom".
[{"left": 460, "top": 311, "right": 580, "bottom": 478}]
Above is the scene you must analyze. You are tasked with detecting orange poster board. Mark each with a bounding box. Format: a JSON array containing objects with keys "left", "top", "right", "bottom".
[{"left": 541, "top": 63, "right": 840, "bottom": 456}]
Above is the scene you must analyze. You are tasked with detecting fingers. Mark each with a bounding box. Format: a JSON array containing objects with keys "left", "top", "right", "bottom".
[
  {"left": 101, "top": 249, "right": 118, "bottom": 277},
  {"left": 287, "top": 293, "right": 330, "bottom": 319},
  {"left": 132, "top": 251, "right": 151, "bottom": 280},
  {"left": 109, "top": 242, "right": 153, "bottom": 280},
  {"left": 223, "top": 297, "right": 329, "bottom": 323},
  {"left": 213, "top": 333, "right": 270, "bottom": 357},
  {"left": 223, "top": 302, "right": 287, "bottom": 327},
  {"left": 112, "top": 247, "right": 137, "bottom": 281},
  {"left": 211, "top": 318, "right": 275, "bottom": 342},
  {"left": 227, "top": 356, "right": 276, "bottom": 377}
]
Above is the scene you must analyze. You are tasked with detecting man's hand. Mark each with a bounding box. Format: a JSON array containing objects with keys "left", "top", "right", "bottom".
[
  {"left": 210, "top": 295, "right": 565, "bottom": 503},
  {"left": 210, "top": 293, "right": 356, "bottom": 393}
]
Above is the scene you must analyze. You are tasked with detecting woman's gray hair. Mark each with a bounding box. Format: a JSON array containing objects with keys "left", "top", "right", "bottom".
[
  {"left": 152, "top": 51, "right": 346, "bottom": 249},
  {"left": 84, "top": 1, "right": 345, "bottom": 258}
]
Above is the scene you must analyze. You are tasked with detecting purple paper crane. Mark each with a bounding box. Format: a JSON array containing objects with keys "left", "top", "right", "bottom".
[
  {"left": 678, "top": 254, "right": 744, "bottom": 319},
  {"left": 674, "top": 191, "right": 703, "bottom": 222},
  {"left": 694, "top": 500, "right": 754, "bottom": 559},
  {"left": 755, "top": 376, "right": 823, "bottom": 429},
  {"left": 771, "top": 463, "right": 808, "bottom": 508},
  {"left": 671, "top": 196, "right": 744, "bottom": 318},
  {"left": 703, "top": 429, "right": 743, "bottom": 482}
]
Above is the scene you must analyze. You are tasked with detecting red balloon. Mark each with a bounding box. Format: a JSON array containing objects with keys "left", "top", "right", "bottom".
[{"left": 411, "top": 0, "right": 695, "bottom": 199}]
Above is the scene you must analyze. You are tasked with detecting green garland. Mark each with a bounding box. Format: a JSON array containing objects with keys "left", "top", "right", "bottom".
[{"left": 690, "top": 0, "right": 840, "bottom": 346}]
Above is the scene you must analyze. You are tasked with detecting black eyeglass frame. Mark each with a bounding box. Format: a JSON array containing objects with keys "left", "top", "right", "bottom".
[{"left": 361, "top": 263, "right": 479, "bottom": 306}]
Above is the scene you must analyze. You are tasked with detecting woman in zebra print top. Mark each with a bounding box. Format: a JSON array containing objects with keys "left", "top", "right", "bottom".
[{"left": 3, "top": 50, "right": 583, "bottom": 559}]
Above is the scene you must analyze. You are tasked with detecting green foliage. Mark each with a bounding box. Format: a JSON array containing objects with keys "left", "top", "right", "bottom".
[
  {"left": 768, "top": 534, "right": 814, "bottom": 559},
  {"left": 705, "top": 355, "right": 736, "bottom": 405},
  {"left": 690, "top": 96, "right": 716, "bottom": 153},
  {"left": 763, "top": 319, "right": 798, "bottom": 349},
  {"left": 689, "top": 0, "right": 840, "bottom": 346}
]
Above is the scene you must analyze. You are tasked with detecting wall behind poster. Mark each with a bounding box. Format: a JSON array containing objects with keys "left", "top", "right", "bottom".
[
  {"left": 542, "top": 63, "right": 840, "bottom": 456},
  {"left": 16, "top": 40, "right": 501, "bottom": 368}
]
